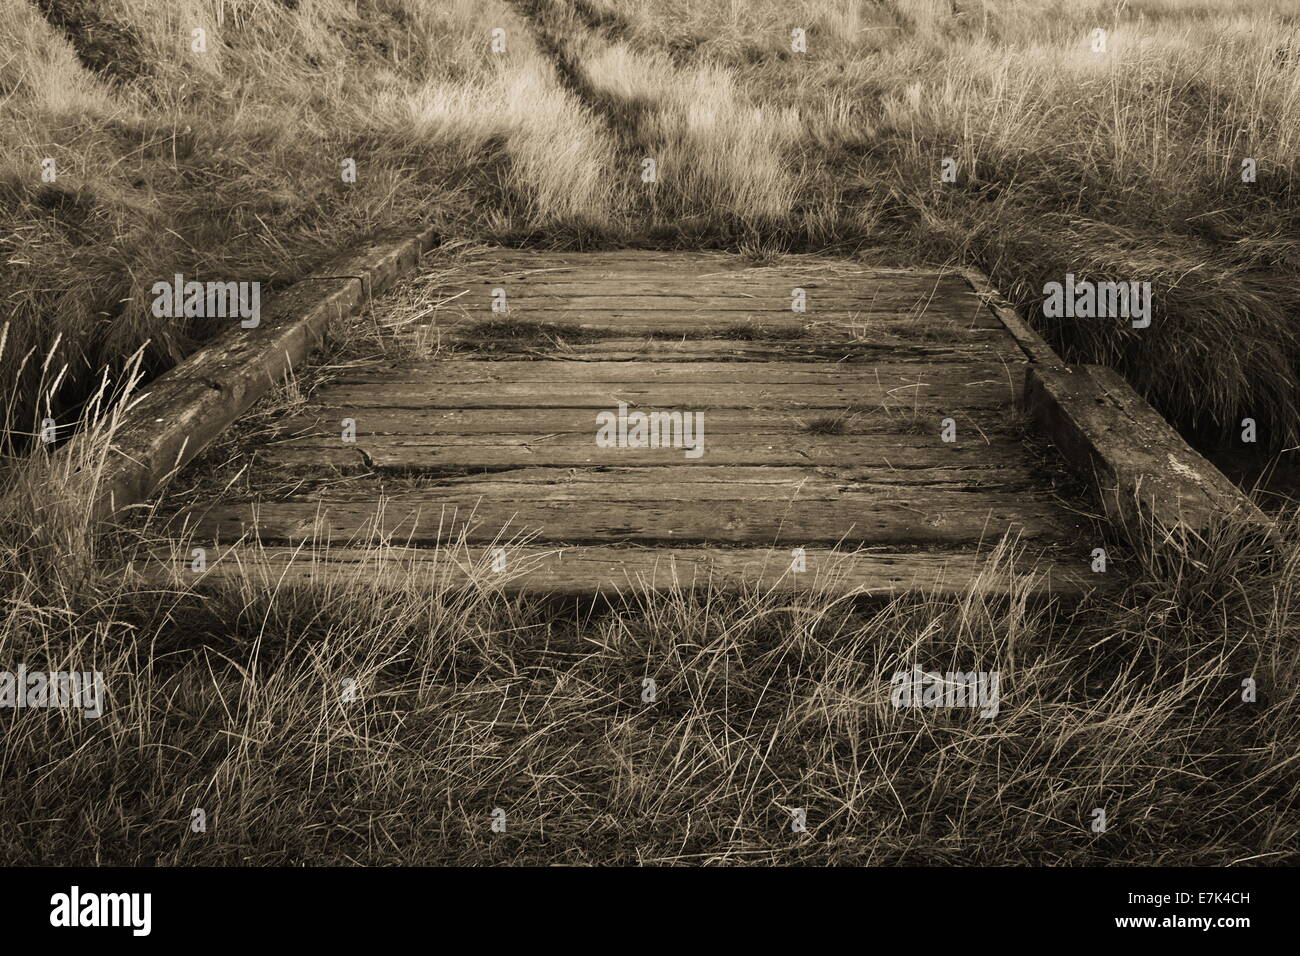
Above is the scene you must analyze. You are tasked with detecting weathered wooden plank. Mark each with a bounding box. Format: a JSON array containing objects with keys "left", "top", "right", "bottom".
[
  {"left": 276, "top": 464, "right": 1040, "bottom": 489},
  {"left": 306, "top": 468, "right": 1043, "bottom": 498},
  {"left": 434, "top": 309, "right": 1002, "bottom": 334},
  {"left": 440, "top": 325, "right": 1016, "bottom": 353},
  {"left": 328, "top": 360, "right": 1016, "bottom": 386},
  {"left": 443, "top": 337, "right": 1025, "bottom": 362},
  {"left": 433, "top": 269, "right": 961, "bottom": 286},
  {"left": 431, "top": 277, "right": 970, "bottom": 296},
  {"left": 458, "top": 253, "right": 943, "bottom": 273},
  {"left": 311, "top": 379, "right": 1017, "bottom": 410},
  {"left": 447, "top": 282, "right": 956, "bottom": 296},
  {"left": 429, "top": 294, "right": 980, "bottom": 313},
  {"left": 448, "top": 254, "right": 948, "bottom": 279},
  {"left": 63, "top": 228, "right": 439, "bottom": 520},
  {"left": 262, "top": 433, "right": 1030, "bottom": 471},
  {"left": 138, "top": 542, "right": 1101, "bottom": 599},
  {"left": 1025, "top": 364, "right": 1274, "bottom": 544},
  {"left": 434, "top": 301, "right": 992, "bottom": 316},
  {"left": 231, "top": 477, "right": 987, "bottom": 504},
  {"left": 181, "top": 489, "right": 1080, "bottom": 547},
  {"left": 438, "top": 266, "right": 957, "bottom": 280},
  {"left": 273, "top": 406, "right": 1020, "bottom": 437},
  {"left": 409, "top": 465, "right": 842, "bottom": 484}
]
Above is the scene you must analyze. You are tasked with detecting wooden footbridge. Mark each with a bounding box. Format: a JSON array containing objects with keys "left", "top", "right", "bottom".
[{"left": 108, "top": 242, "right": 1266, "bottom": 599}]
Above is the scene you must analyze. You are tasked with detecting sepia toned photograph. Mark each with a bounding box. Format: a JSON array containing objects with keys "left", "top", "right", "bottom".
[{"left": 0, "top": 0, "right": 1294, "bottom": 916}]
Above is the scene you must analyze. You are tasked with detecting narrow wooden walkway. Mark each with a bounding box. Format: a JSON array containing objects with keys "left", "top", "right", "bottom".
[{"left": 161, "top": 249, "right": 1104, "bottom": 598}]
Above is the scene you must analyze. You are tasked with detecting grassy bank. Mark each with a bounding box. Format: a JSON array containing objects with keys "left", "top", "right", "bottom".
[{"left": 0, "top": 0, "right": 613, "bottom": 440}]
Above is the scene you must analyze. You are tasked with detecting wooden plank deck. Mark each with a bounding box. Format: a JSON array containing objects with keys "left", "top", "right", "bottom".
[{"left": 148, "top": 249, "right": 1111, "bottom": 598}]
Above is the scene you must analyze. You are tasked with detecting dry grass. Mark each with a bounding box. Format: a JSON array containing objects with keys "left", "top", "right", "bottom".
[
  {"left": 2, "top": 0, "right": 1299, "bottom": 866},
  {"left": 1, "top": 242, "right": 1296, "bottom": 866},
  {"left": 0, "top": 0, "right": 613, "bottom": 439},
  {"left": 6, "top": 0, "right": 1298, "bottom": 444},
  {"left": 0, "top": 488, "right": 1295, "bottom": 863},
  {"left": 558, "top": 0, "right": 1300, "bottom": 446}
]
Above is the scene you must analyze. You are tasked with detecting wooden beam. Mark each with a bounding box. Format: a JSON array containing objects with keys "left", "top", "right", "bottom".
[
  {"left": 961, "top": 267, "right": 1274, "bottom": 548},
  {"left": 261, "top": 433, "right": 1036, "bottom": 472},
  {"left": 1025, "top": 363, "right": 1276, "bottom": 545},
  {"left": 134, "top": 542, "right": 1107, "bottom": 600},
  {"left": 65, "top": 228, "right": 439, "bottom": 521},
  {"left": 959, "top": 267, "right": 1065, "bottom": 366},
  {"left": 176, "top": 486, "right": 1081, "bottom": 548}
]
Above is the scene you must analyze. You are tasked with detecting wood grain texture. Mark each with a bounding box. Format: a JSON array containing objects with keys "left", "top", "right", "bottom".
[
  {"left": 432, "top": 303, "right": 1000, "bottom": 328},
  {"left": 271, "top": 405, "right": 1021, "bottom": 437},
  {"left": 67, "top": 227, "right": 439, "bottom": 519},
  {"left": 307, "top": 379, "right": 1017, "bottom": 410},
  {"left": 180, "top": 485, "right": 1080, "bottom": 548},
  {"left": 329, "top": 360, "right": 1018, "bottom": 385},
  {"left": 137, "top": 542, "right": 1104, "bottom": 599},
  {"left": 1025, "top": 363, "right": 1274, "bottom": 543},
  {"left": 441, "top": 337, "right": 1025, "bottom": 361},
  {"left": 125, "top": 248, "right": 1245, "bottom": 598},
  {"left": 262, "top": 433, "right": 1033, "bottom": 472}
]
